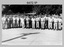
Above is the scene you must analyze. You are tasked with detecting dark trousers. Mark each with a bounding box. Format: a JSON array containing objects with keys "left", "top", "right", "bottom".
[
  {"left": 29, "top": 20, "right": 32, "bottom": 28},
  {"left": 44, "top": 20, "right": 48, "bottom": 29},
  {"left": 52, "top": 21, "right": 54, "bottom": 30}
]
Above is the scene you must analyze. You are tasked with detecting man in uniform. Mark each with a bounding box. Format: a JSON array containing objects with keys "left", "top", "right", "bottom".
[
  {"left": 48, "top": 16, "right": 53, "bottom": 30},
  {"left": 18, "top": 16, "right": 21, "bottom": 28},
  {"left": 14, "top": 16, "right": 17, "bottom": 28},
  {"left": 29, "top": 16, "right": 32, "bottom": 28},
  {"left": 26, "top": 16, "right": 30, "bottom": 28},
  {"left": 2, "top": 15, "right": 6, "bottom": 29},
  {"left": 35, "top": 15, "right": 40, "bottom": 29},
  {"left": 20, "top": 16, "right": 25, "bottom": 28},
  {"left": 9, "top": 15, "right": 13, "bottom": 28},
  {"left": 53, "top": 15, "right": 58, "bottom": 30},
  {"left": 16, "top": 16, "right": 19, "bottom": 28},
  {"left": 57, "top": 17, "right": 62, "bottom": 30},
  {"left": 41, "top": 15, "right": 45, "bottom": 29},
  {"left": 12, "top": 16, "right": 16, "bottom": 28},
  {"left": 44, "top": 15, "right": 48, "bottom": 29},
  {"left": 31, "top": 16, "right": 36, "bottom": 29}
]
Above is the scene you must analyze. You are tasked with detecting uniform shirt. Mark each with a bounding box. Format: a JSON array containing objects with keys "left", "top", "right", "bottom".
[
  {"left": 44, "top": 16, "right": 48, "bottom": 20},
  {"left": 52, "top": 17, "right": 58, "bottom": 22},
  {"left": 13, "top": 17, "right": 16, "bottom": 23},
  {"left": 16, "top": 17, "right": 19, "bottom": 23},
  {"left": 58, "top": 18, "right": 62, "bottom": 23},
  {"left": 35, "top": 17, "right": 40, "bottom": 22},
  {"left": 48, "top": 17, "right": 53, "bottom": 22},
  {"left": 26, "top": 17, "right": 30, "bottom": 23},
  {"left": 41, "top": 17, "right": 45, "bottom": 22},
  {"left": 31, "top": 18, "right": 35, "bottom": 23},
  {"left": 2, "top": 17, "right": 6, "bottom": 24},
  {"left": 20, "top": 17, "right": 24, "bottom": 24}
]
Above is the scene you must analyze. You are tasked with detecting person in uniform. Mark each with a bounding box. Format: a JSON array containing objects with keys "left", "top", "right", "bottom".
[
  {"left": 39, "top": 16, "right": 41, "bottom": 29},
  {"left": 24, "top": 16, "right": 26, "bottom": 28},
  {"left": 44, "top": 15, "right": 48, "bottom": 29},
  {"left": 22, "top": 16, "right": 25, "bottom": 28},
  {"left": 53, "top": 16, "right": 58, "bottom": 30},
  {"left": 52, "top": 15, "right": 54, "bottom": 30},
  {"left": 12, "top": 16, "right": 16, "bottom": 28},
  {"left": 2, "top": 15, "right": 6, "bottom": 29},
  {"left": 15, "top": 16, "right": 17, "bottom": 28},
  {"left": 29, "top": 16, "right": 32, "bottom": 28},
  {"left": 41, "top": 15, "right": 45, "bottom": 29},
  {"left": 35, "top": 15, "right": 40, "bottom": 29},
  {"left": 48, "top": 16, "right": 53, "bottom": 30},
  {"left": 26, "top": 16, "right": 30, "bottom": 28},
  {"left": 31, "top": 16, "right": 36, "bottom": 29},
  {"left": 9, "top": 15, "right": 13, "bottom": 28},
  {"left": 58, "top": 17, "right": 62, "bottom": 30},
  {"left": 20, "top": 16, "right": 25, "bottom": 28},
  {"left": 16, "top": 16, "right": 19, "bottom": 28},
  {"left": 18, "top": 16, "right": 21, "bottom": 28}
]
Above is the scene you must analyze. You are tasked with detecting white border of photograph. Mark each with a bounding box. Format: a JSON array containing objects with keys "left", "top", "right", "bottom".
[{"left": 0, "top": 0, "right": 63, "bottom": 47}]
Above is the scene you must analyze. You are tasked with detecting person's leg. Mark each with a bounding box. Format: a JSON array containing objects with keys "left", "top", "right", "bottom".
[
  {"left": 54, "top": 22, "right": 57, "bottom": 30},
  {"left": 52, "top": 21, "right": 54, "bottom": 30},
  {"left": 41, "top": 21, "right": 44, "bottom": 30},
  {"left": 47, "top": 20, "right": 48, "bottom": 29},
  {"left": 58, "top": 22, "right": 62, "bottom": 30},
  {"left": 35, "top": 21, "right": 36, "bottom": 29},
  {"left": 36, "top": 22, "right": 38, "bottom": 29},
  {"left": 48, "top": 22, "right": 52, "bottom": 30},
  {"left": 39, "top": 21, "right": 41, "bottom": 29}
]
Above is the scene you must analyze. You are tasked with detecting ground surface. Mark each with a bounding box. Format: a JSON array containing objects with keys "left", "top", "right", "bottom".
[{"left": 2, "top": 28, "right": 62, "bottom": 45}]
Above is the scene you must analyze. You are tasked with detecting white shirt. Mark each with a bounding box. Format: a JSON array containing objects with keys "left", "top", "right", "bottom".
[
  {"left": 53, "top": 17, "right": 58, "bottom": 22},
  {"left": 48, "top": 17, "right": 53, "bottom": 22},
  {"left": 26, "top": 17, "right": 29, "bottom": 23},
  {"left": 44, "top": 16, "right": 48, "bottom": 20},
  {"left": 16, "top": 17, "right": 19, "bottom": 23},
  {"left": 36, "top": 17, "right": 40, "bottom": 22},
  {"left": 20, "top": 18, "right": 24, "bottom": 24},
  {"left": 58, "top": 18, "right": 62, "bottom": 23},
  {"left": 13, "top": 17, "right": 16, "bottom": 23},
  {"left": 41, "top": 17, "right": 45, "bottom": 21},
  {"left": 2, "top": 17, "right": 6, "bottom": 23},
  {"left": 31, "top": 18, "right": 35, "bottom": 23}
]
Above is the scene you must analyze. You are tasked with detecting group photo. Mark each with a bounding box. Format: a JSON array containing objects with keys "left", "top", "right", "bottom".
[{"left": 2, "top": 5, "right": 62, "bottom": 45}]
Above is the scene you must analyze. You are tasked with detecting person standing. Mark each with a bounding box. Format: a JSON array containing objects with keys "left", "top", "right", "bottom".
[
  {"left": 2, "top": 15, "right": 6, "bottom": 29},
  {"left": 52, "top": 15, "right": 54, "bottom": 30},
  {"left": 20, "top": 16, "right": 25, "bottom": 28},
  {"left": 16, "top": 16, "right": 19, "bottom": 28},
  {"left": 48, "top": 16, "right": 53, "bottom": 30},
  {"left": 35, "top": 15, "right": 40, "bottom": 29},
  {"left": 29, "top": 16, "right": 32, "bottom": 28},
  {"left": 12, "top": 16, "right": 16, "bottom": 28},
  {"left": 9, "top": 15, "right": 13, "bottom": 28},
  {"left": 31, "top": 16, "right": 35, "bottom": 29},
  {"left": 57, "top": 17, "right": 62, "bottom": 30},
  {"left": 6, "top": 16, "right": 9, "bottom": 29},
  {"left": 53, "top": 16, "right": 58, "bottom": 30},
  {"left": 7, "top": 16, "right": 10, "bottom": 28},
  {"left": 15, "top": 16, "right": 17, "bottom": 28},
  {"left": 44, "top": 15, "right": 48, "bottom": 29},
  {"left": 41, "top": 15, "right": 45, "bottom": 29},
  {"left": 18, "top": 16, "right": 21, "bottom": 28},
  {"left": 26, "top": 16, "right": 30, "bottom": 28}
]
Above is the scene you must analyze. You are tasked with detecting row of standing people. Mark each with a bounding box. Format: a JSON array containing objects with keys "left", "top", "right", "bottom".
[{"left": 2, "top": 15, "right": 62, "bottom": 30}]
